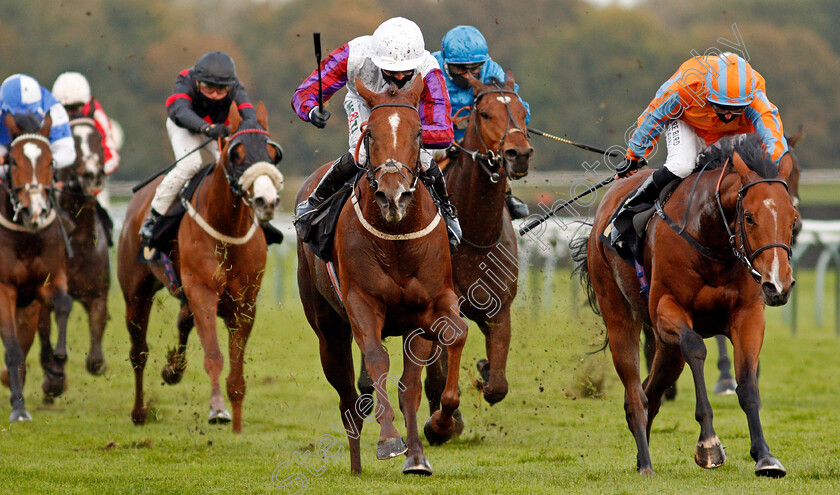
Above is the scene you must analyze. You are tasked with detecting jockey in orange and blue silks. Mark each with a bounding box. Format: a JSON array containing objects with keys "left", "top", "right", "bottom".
[
  {"left": 431, "top": 25, "right": 532, "bottom": 219},
  {"left": 611, "top": 53, "right": 788, "bottom": 248}
]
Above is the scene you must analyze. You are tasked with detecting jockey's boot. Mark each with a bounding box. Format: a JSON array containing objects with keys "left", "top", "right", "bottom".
[
  {"left": 610, "top": 167, "right": 679, "bottom": 247},
  {"left": 505, "top": 185, "right": 529, "bottom": 220},
  {"left": 421, "top": 161, "right": 462, "bottom": 253},
  {"left": 139, "top": 209, "right": 162, "bottom": 244},
  {"left": 294, "top": 152, "right": 357, "bottom": 239}
]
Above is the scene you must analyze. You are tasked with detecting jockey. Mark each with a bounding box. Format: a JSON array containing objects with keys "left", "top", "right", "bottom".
[
  {"left": 139, "top": 51, "right": 257, "bottom": 241},
  {"left": 51, "top": 72, "right": 121, "bottom": 176},
  {"left": 432, "top": 25, "right": 532, "bottom": 219},
  {"left": 611, "top": 53, "right": 788, "bottom": 247},
  {"left": 291, "top": 17, "right": 461, "bottom": 252},
  {"left": 0, "top": 74, "right": 75, "bottom": 168}
]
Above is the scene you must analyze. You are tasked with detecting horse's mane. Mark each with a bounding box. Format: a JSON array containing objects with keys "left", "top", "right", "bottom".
[
  {"left": 11, "top": 114, "right": 42, "bottom": 134},
  {"left": 696, "top": 133, "right": 778, "bottom": 179}
]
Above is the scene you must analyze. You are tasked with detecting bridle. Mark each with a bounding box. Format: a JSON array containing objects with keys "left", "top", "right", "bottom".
[
  {"left": 714, "top": 159, "right": 792, "bottom": 283},
  {"left": 450, "top": 81, "right": 526, "bottom": 183},
  {"left": 356, "top": 102, "right": 421, "bottom": 193},
  {"left": 222, "top": 126, "right": 283, "bottom": 201},
  {"left": 61, "top": 118, "right": 104, "bottom": 196},
  {"left": 2, "top": 133, "right": 56, "bottom": 223}
]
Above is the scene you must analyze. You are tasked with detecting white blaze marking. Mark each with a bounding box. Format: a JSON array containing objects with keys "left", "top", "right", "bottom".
[
  {"left": 23, "top": 142, "right": 42, "bottom": 183},
  {"left": 763, "top": 198, "right": 783, "bottom": 292},
  {"left": 74, "top": 126, "right": 99, "bottom": 173},
  {"left": 496, "top": 95, "right": 511, "bottom": 104},
  {"left": 388, "top": 113, "right": 400, "bottom": 150}
]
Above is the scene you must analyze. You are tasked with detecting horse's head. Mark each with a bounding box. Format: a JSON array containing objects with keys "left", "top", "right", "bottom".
[
  {"left": 4, "top": 112, "right": 55, "bottom": 229},
  {"left": 725, "top": 135, "right": 797, "bottom": 306},
  {"left": 221, "top": 101, "right": 284, "bottom": 223},
  {"left": 58, "top": 108, "right": 105, "bottom": 196},
  {"left": 464, "top": 70, "right": 533, "bottom": 180},
  {"left": 356, "top": 76, "right": 424, "bottom": 223}
]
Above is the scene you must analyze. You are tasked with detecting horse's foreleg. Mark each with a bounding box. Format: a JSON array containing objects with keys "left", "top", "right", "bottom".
[
  {"left": 731, "top": 308, "right": 786, "bottom": 477},
  {"left": 83, "top": 296, "right": 108, "bottom": 376},
  {"left": 478, "top": 306, "right": 511, "bottom": 405},
  {"left": 347, "top": 293, "right": 404, "bottom": 461},
  {"left": 126, "top": 292, "right": 153, "bottom": 424},
  {"left": 713, "top": 334, "right": 737, "bottom": 395},
  {"left": 657, "top": 295, "right": 724, "bottom": 470},
  {"left": 41, "top": 283, "right": 72, "bottom": 399},
  {"left": 162, "top": 303, "right": 193, "bottom": 385},
  {"left": 424, "top": 293, "right": 468, "bottom": 447},
  {"left": 224, "top": 303, "right": 255, "bottom": 433},
  {"left": 400, "top": 334, "right": 432, "bottom": 475},
  {"left": 0, "top": 284, "right": 29, "bottom": 421},
  {"left": 423, "top": 343, "right": 445, "bottom": 415},
  {"left": 184, "top": 284, "right": 226, "bottom": 424},
  {"left": 642, "top": 340, "right": 685, "bottom": 438}
]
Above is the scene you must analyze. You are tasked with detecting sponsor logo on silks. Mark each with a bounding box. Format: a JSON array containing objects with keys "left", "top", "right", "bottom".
[{"left": 143, "top": 246, "right": 156, "bottom": 260}]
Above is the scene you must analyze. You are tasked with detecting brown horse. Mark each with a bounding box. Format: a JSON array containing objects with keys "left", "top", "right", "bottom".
[
  {"left": 423, "top": 71, "right": 532, "bottom": 415},
  {"left": 0, "top": 113, "right": 73, "bottom": 421},
  {"left": 117, "top": 102, "right": 282, "bottom": 432},
  {"left": 575, "top": 133, "right": 795, "bottom": 477},
  {"left": 296, "top": 77, "right": 467, "bottom": 475},
  {"left": 45, "top": 114, "right": 111, "bottom": 375}
]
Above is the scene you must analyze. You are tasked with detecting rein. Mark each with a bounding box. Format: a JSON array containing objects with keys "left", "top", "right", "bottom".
[{"left": 357, "top": 102, "right": 421, "bottom": 192}]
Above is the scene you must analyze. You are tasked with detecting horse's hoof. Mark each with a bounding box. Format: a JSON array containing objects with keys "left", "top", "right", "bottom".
[
  {"left": 376, "top": 437, "right": 407, "bottom": 460},
  {"left": 9, "top": 409, "right": 32, "bottom": 422},
  {"left": 695, "top": 438, "right": 726, "bottom": 469},
  {"left": 161, "top": 365, "right": 184, "bottom": 385},
  {"left": 482, "top": 387, "right": 507, "bottom": 405},
  {"left": 714, "top": 378, "right": 737, "bottom": 395},
  {"left": 755, "top": 456, "right": 786, "bottom": 478},
  {"left": 452, "top": 409, "right": 465, "bottom": 438},
  {"left": 86, "top": 357, "right": 107, "bottom": 376},
  {"left": 402, "top": 454, "right": 433, "bottom": 475},
  {"left": 132, "top": 407, "right": 148, "bottom": 425},
  {"left": 639, "top": 466, "right": 655, "bottom": 476},
  {"left": 476, "top": 359, "right": 490, "bottom": 383},
  {"left": 42, "top": 374, "right": 67, "bottom": 399},
  {"left": 208, "top": 408, "right": 232, "bottom": 424},
  {"left": 424, "top": 415, "right": 454, "bottom": 446}
]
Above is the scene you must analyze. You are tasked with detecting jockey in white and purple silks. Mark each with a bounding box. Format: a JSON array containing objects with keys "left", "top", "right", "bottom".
[{"left": 291, "top": 17, "right": 461, "bottom": 252}]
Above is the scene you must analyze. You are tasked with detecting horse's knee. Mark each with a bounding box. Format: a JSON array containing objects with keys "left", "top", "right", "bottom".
[
  {"left": 53, "top": 291, "right": 73, "bottom": 317},
  {"left": 679, "top": 329, "right": 706, "bottom": 363}
]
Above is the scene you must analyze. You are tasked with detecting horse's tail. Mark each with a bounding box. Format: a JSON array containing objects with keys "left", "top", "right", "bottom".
[{"left": 570, "top": 229, "right": 600, "bottom": 317}]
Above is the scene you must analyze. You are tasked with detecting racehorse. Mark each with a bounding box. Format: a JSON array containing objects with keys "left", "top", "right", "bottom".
[
  {"left": 296, "top": 77, "right": 468, "bottom": 475},
  {"left": 574, "top": 133, "right": 795, "bottom": 477},
  {"left": 644, "top": 128, "right": 804, "bottom": 398},
  {"left": 45, "top": 113, "right": 111, "bottom": 375},
  {"left": 0, "top": 113, "right": 73, "bottom": 421},
  {"left": 117, "top": 102, "right": 283, "bottom": 432},
  {"left": 423, "top": 71, "right": 532, "bottom": 416}
]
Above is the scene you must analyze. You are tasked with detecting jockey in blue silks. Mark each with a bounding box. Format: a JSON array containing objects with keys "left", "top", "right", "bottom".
[
  {"left": 0, "top": 74, "right": 76, "bottom": 169},
  {"left": 432, "top": 25, "right": 531, "bottom": 219}
]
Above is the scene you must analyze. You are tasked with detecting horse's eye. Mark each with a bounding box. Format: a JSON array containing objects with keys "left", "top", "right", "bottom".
[
  {"left": 744, "top": 212, "right": 755, "bottom": 225},
  {"left": 480, "top": 112, "right": 490, "bottom": 119}
]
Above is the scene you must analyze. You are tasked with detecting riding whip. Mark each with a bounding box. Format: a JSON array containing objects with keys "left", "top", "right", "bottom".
[
  {"left": 528, "top": 127, "right": 623, "bottom": 158},
  {"left": 132, "top": 137, "right": 215, "bottom": 192},
  {"left": 314, "top": 33, "right": 324, "bottom": 114},
  {"left": 518, "top": 175, "right": 615, "bottom": 235}
]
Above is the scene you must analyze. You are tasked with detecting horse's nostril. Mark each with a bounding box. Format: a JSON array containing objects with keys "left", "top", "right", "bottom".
[
  {"left": 254, "top": 197, "right": 265, "bottom": 208},
  {"left": 374, "top": 190, "right": 388, "bottom": 205},
  {"left": 504, "top": 149, "right": 518, "bottom": 161}
]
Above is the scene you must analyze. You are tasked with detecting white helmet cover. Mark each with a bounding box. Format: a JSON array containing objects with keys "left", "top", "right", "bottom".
[
  {"left": 52, "top": 71, "right": 91, "bottom": 106},
  {"left": 371, "top": 17, "right": 426, "bottom": 72}
]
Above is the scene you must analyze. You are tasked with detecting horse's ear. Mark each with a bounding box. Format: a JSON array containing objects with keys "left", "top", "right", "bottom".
[
  {"left": 787, "top": 124, "right": 804, "bottom": 149},
  {"left": 356, "top": 77, "right": 376, "bottom": 107},
  {"left": 228, "top": 101, "right": 242, "bottom": 132},
  {"left": 38, "top": 114, "right": 52, "bottom": 138},
  {"left": 85, "top": 102, "right": 95, "bottom": 119},
  {"left": 777, "top": 153, "right": 793, "bottom": 182},
  {"left": 466, "top": 72, "right": 483, "bottom": 94},
  {"left": 256, "top": 102, "right": 268, "bottom": 131},
  {"left": 406, "top": 73, "right": 425, "bottom": 106},
  {"left": 5, "top": 113, "right": 19, "bottom": 136},
  {"left": 732, "top": 151, "right": 759, "bottom": 183},
  {"left": 504, "top": 69, "right": 516, "bottom": 88}
]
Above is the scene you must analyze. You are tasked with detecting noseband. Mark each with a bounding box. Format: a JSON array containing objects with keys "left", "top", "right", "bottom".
[
  {"left": 223, "top": 127, "right": 284, "bottom": 200},
  {"left": 2, "top": 133, "right": 56, "bottom": 224},
  {"left": 450, "top": 82, "right": 526, "bottom": 183},
  {"left": 357, "top": 102, "right": 421, "bottom": 192},
  {"left": 714, "top": 159, "right": 792, "bottom": 283}
]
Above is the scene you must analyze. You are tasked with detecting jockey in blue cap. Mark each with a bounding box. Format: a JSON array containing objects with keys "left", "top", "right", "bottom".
[
  {"left": 433, "top": 25, "right": 531, "bottom": 219},
  {"left": 0, "top": 74, "right": 76, "bottom": 168}
]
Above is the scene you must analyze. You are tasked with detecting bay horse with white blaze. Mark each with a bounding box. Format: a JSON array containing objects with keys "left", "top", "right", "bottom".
[
  {"left": 117, "top": 102, "right": 282, "bottom": 432},
  {"left": 296, "top": 77, "right": 467, "bottom": 475},
  {"left": 0, "top": 113, "right": 73, "bottom": 421},
  {"left": 424, "top": 71, "right": 532, "bottom": 418},
  {"left": 574, "top": 134, "right": 795, "bottom": 477}
]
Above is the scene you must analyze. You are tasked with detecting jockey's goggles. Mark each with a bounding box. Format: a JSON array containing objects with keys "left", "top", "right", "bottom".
[
  {"left": 198, "top": 81, "right": 233, "bottom": 95},
  {"left": 710, "top": 102, "right": 747, "bottom": 115},
  {"left": 381, "top": 69, "right": 415, "bottom": 80},
  {"left": 447, "top": 62, "right": 484, "bottom": 78}
]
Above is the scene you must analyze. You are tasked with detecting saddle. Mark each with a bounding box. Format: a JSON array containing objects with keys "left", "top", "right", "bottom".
[{"left": 300, "top": 173, "right": 360, "bottom": 263}]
